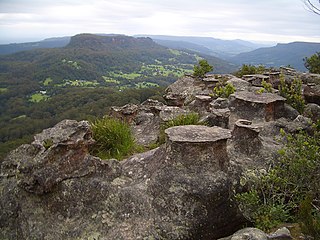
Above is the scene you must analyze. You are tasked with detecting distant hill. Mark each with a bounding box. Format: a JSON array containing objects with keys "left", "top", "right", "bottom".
[
  {"left": 229, "top": 42, "right": 320, "bottom": 71},
  {"left": 0, "top": 33, "right": 237, "bottom": 158},
  {"left": 0, "top": 37, "right": 71, "bottom": 55},
  {"left": 136, "top": 35, "right": 268, "bottom": 59},
  {"left": 0, "top": 34, "right": 236, "bottom": 87}
]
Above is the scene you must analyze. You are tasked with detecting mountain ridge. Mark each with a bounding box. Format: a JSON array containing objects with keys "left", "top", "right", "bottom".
[
  {"left": 229, "top": 41, "right": 320, "bottom": 71},
  {"left": 135, "top": 34, "right": 269, "bottom": 59}
]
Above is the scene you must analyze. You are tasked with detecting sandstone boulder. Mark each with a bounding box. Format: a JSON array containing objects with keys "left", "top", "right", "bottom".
[{"left": 229, "top": 91, "right": 286, "bottom": 127}]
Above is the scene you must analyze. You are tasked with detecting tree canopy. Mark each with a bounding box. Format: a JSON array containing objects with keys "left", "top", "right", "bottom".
[
  {"left": 304, "top": 52, "right": 320, "bottom": 74},
  {"left": 193, "top": 59, "right": 213, "bottom": 78}
]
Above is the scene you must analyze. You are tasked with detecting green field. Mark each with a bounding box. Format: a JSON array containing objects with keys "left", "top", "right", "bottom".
[
  {"left": 0, "top": 88, "right": 8, "bottom": 93},
  {"left": 56, "top": 79, "right": 99, "bottom": 87},
  {"left": 29, "top": 93, "right": 49, "bottom": 103},
  {"left": 135, "top": 82, "right": 159, "bottom": 88},
  {"left": 43, "top": 77, "right": 53, "bottom": 86}
]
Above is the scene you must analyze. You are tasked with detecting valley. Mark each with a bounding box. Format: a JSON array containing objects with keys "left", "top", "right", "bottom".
[{"left": 0, "top": 34, "right": 236, "bottom": 159}]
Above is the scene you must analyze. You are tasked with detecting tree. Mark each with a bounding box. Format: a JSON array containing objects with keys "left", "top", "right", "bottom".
[
  {"left": 304, "top": 0, "right": 320, "bottom": 15},
  {"left": 304, "top": 52, "right": 320, "bottom": 74},
  {"left": 193, "top": 59, "right": 213, "bottom": 78}
]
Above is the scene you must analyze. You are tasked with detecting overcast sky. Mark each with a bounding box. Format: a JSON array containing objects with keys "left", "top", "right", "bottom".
[{"left": 0, "top": 0, "right": 319, "bottom": 44}]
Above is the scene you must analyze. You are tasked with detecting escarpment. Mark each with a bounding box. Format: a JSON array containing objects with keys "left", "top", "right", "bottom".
[{"left": 1, "top": 68, "right": 319, "bottom": 239}]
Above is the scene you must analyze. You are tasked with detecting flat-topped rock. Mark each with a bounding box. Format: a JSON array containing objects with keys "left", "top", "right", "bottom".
[
  {"left": 234, "top": 91, "right": 285, "bottom": 104},
  {"left": 165, "top": 125, "right": 231, "bottom": 143},
  {"left": 165, "top": 125, "right": 232, "bottom": 172},
  {"left": 229, "top": 91, "right": 286, "bottom": 124}
]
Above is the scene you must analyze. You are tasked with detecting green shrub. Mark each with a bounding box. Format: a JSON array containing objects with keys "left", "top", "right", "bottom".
[
  {"left": 90, "top": 117, "right": 135, "bottom": 160},
  {"left": 256, "top": 80, "right": 273, "bottom": 94},
  {"left": 299, "top": 194, "right": 320, "bottom": 239},
  {"left": 236, "top": 127, "right": 320, "bottom": 231},
  {"left": 213, "top": 80, "right": 236, "bottom": 98},
  {"left": 158, "top": 112, "right": 202, "bottom": 144},
  {"left": 234, "top": 64, "right": 266, "bottom": 77},
  {"left": 304, "top": 52, "right": 320, "bottom": 74},
  {"left": 261, "top": 80, "right": 273, "bottom": 93},
  {"left": 279, "top": 75, "right": 305, "bottom": 114}
]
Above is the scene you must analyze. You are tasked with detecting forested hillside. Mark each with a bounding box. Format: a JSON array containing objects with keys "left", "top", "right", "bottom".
[
  {"left": 230, "top": 42, "right": 320, "bottom": 71},
  {"left": 0, "top": 34, "right": 237, "bottom": 159}
]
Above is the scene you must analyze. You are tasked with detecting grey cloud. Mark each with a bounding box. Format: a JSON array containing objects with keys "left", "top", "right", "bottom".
[{"left": 0, "top": 0, "right": 319, "bottom": 44}]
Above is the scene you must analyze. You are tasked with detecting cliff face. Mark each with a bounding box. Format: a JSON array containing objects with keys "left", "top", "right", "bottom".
[{"left": 0, "top": 69, "right": 318, "bottom": 239}]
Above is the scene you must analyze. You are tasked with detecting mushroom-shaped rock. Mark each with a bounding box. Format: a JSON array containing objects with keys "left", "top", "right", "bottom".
[
  {"left": 229, "top": 91, "right": 286, "bottom": 125},
  {"left": 165, "top": 125, "right": 231, "bottom": 172}
]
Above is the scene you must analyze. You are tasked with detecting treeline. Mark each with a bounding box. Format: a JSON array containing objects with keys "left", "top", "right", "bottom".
[{"left": 0, "top": 86, "right": 165, "bottom": 160}]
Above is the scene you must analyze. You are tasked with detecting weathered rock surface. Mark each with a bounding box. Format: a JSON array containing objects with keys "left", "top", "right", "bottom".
[
  {"left": 0, "top": 121, "right": 245, "bottom": 239},
  {"left": 303, "top": 84, "right": 320, "bottom": 105},
  {"left": 229, "top": 91, "right": 286, "bottom": 127},
  {"left": 219, "top": 226, "right": 293, "bottom": 240}
]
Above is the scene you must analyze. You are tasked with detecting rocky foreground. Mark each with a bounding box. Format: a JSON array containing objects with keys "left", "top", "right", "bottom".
[{"left": 1, "top": 68, "right": 319, "bottom": 239}]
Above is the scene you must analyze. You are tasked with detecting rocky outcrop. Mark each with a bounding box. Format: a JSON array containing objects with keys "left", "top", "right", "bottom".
[
  {"left": 1, "top": 69, "right": 319, "bottom": 239},
  {"left": 1, "top": 121, "right": 246, "bottom": 239},
  {"left": 303, "top": 83, "right": 320, "bottom": 105},
  {"left": 229, "top": 91, "right": 286, "bottom": 125}
]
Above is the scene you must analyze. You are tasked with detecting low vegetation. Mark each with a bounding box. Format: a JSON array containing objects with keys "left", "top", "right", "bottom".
[
  {"left": 279, "top": 75, "right": 305, "bottom": 114},
  {"left": 234, "top": 64, "right": 266, "bottom": 77},
  {"left": 90, "top": 117, "right": 135, "bottom": 160},
  {"left": 212, "top": 79, "right": 236, "bottom": 98},
  {"left": 256, "top": 80, "right": 274, "bottom": 94},
  {"left": 236, "top": 125, "right": 320, "bottom": 238}
]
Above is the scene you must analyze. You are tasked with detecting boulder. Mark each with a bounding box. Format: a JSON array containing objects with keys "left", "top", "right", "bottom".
[
  {"left": 232, "top": 120, "right": 262, "bottom": 156},
  {"left": 227, "top": 76, "right": 251, "bottom": 92},
  {"left": 164, "top": 75, "right": 201, "bottom": 106},
  {"left": 205, "top": 108, "right": 230, "bottom": 128},
  {"left": 211, "top": 97, "right": 230, "bottom": 109},
  {"left": 303, "top": 84, "right": 320, "bottom": 105},
  {"left": 110, "top": 103, "right": 139, "bottom": 123},
  {"left": 218, "top": 227, "right": 268, "bottom": 240},
  {"left": 229, "top": 91, "right": 286, "bottom": 127},
  {"left": 304, "top": 103, "right": 320, "bottom": 122},
  {"left": 220, "top": 226, "right": 292, "bottom": 240},
  {"left": 1, "top": 120, "right": 96, "bottom": 194}
]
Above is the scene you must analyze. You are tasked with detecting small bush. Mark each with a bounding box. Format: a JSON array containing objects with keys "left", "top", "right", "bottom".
[
  {"left": 236, "top": 127, "right": 320, "bottom": 231},
  {"left": 299, "top": 194, "right": 320, "bottom": 239},
  {"left": 90, "top": 117, "right": 135, "bottom": 160},
  {"left": 234, "top": 64, "right": 266, "bottom": 77},
  {"left": 158, "top": 112, "right": 202, "bottom": 144},
  {"left": 261, "top": 80, "right": 273, "bottom": 93},
  {"left": 279, "top": 75, "right": 305, "bottom": 114},
  {"left": 213, "top": 80, "right": 236, "bottom": 98}
]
